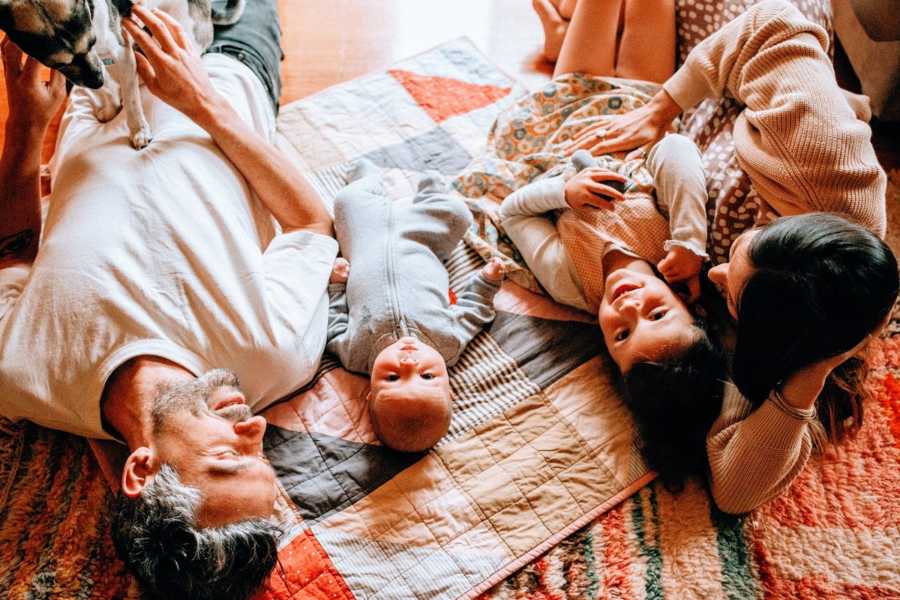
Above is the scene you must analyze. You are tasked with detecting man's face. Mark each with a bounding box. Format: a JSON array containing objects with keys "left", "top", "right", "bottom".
[{"left": 149, "top": 370, "right": 278, "bottom": 527}]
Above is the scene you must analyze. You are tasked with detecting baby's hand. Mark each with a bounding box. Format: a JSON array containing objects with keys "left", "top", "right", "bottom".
[
  {"left": 564, "top": 168, "right": 626, "bottom": 211},
  {"left": 658, "top": 246, "right": 702, "bottom": 302},
  {"left": 481, "top": 257, "right": 506, "bottom": 283},
  {"left": 330, "top": 258, "right": 350, "bottom": 284}
]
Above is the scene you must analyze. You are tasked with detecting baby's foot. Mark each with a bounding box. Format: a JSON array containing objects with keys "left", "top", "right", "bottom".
[
  {"left": 330, "top": 258, "right": 350, "bottom": 284},
  {"left": 533, "top": 0, "right": 569, "bottom": 63},
  {"left": 347, "top": 159, "right": 381, "bottom": 183},
  {"left": 481, "top": 257, "right": 506, "bottom": 283}
]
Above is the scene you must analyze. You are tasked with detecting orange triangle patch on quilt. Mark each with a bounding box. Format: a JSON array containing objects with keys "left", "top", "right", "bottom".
[{"left": 388, "top": 69, "right": 511, "bottom": 123}]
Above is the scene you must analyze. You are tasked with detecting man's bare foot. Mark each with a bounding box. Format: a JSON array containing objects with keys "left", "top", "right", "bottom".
[{"left": 533, "top": 0, "right": 569, "bottom": 63}]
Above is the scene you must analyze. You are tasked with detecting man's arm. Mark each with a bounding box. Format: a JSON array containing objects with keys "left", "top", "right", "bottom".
[
  {"left": 123, "top": 6, "right": 332, "bottom": 236},
  {"left": 0, "top": 39, "right": 67, "bottom": 267}
]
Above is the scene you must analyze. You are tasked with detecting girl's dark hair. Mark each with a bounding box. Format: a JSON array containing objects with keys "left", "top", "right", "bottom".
[
  {"left": 621, "top": 318, "right": 726, "bottom": 492},
  {"left": 732, "top": 213, "right": 899, "bottom": 441}
]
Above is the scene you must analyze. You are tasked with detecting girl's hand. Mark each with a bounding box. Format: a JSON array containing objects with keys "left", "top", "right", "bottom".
[
  {"left": 564, "top": 168, "right": 626, "bottom": 210},
  {"left": 565, "top": 89, "right": 682, "bottom": 157},
  {"left": 658, "top": 246, "right": 703, "bottom": 302},
  {"left": 481, "top": 257, "right": 506, "bottom": 282},
  {"left": 1, "top": 38, "right": 67, "bottom": 136}
]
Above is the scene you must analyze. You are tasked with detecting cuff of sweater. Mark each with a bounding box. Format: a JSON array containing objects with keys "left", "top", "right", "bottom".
[
  {"left": 741, "top": 397, "right": 814, "bottom": 450},
  {"left": 328, "top": 282, "right": 346, "bottom": 296},
  {"left": 663, "top": 239, "right": 709, "bottom": 260},
  {"left": 662, "top": 59, "right": 710, "bottom": 113}
]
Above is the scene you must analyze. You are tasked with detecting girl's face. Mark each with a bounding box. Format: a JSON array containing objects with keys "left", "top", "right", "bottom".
[
  {"left": 708, "top": 230, "right": 757, "bottom": 319},
  {"left": 598, "top": 265, "right": 696, "bottom": 372}
]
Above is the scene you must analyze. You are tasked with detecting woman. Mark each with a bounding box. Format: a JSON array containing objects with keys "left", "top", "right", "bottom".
[{"left": 527, "top": 0, "right": 897, "bottom": 513}]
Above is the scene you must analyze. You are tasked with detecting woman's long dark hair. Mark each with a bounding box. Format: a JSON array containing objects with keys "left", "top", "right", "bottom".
[{"left": 732, "top": 213, "right": 898, "bottom": 441}]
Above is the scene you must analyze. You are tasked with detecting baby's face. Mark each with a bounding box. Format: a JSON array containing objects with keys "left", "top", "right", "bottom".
[
  {"left": 598, "top": 268, "right": 696, "bottom": 373},
  {"left": 370, "top": 337, "right": 450, "bottom": 397}
]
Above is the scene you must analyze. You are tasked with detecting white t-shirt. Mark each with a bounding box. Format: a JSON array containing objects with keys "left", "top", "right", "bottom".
[{"left": 0, "top": 54, "right": 338, "bottom": 439}]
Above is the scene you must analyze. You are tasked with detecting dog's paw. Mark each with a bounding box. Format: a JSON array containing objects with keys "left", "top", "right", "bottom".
[
  {"left": 95, "top": 102, "right": 122, "bottom": 123},
  {"left": 130, "top": 125, "right": 153, "bottom": 150}
]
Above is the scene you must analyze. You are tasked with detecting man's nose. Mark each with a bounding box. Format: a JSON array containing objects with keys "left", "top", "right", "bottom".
[{"left": 234, "top": 416, "right": 267, "bottom": 444}]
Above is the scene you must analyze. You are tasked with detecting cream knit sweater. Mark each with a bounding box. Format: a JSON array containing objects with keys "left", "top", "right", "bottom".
[
  {"left": 664, "top": 0, "right": 887, "bottom": 237},
  {"left": 663, "top": 0, "right": 887, "bottom": 514}
]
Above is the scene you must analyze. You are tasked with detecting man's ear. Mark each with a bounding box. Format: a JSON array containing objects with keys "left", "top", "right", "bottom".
[{"left": 121, "top": 447, "right": 156, "bottom": 499}]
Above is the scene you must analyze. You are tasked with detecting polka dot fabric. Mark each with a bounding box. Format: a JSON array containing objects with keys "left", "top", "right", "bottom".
[{"left": 674, "top": 0, "right": 833, "bottom": 263}]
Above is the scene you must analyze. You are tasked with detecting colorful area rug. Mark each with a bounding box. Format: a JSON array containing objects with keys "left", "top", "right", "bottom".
[{"left": 1, "top": 39, "right": 898, "bottom": 600}]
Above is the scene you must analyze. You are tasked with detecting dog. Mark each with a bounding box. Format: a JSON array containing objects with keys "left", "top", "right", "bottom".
[{"left": 0, "top": 0, "right": 244, "bottom": 149}]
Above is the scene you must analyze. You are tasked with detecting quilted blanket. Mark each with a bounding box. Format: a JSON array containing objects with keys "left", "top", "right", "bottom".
[
  {"left": 258, "top": 38, "right": 652, "bottom": 599},
  {"left": 2, "top": 35, "right": 897, "bottom": 600}
]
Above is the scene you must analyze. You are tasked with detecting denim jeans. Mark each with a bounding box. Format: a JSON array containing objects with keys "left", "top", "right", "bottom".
[{"left": 207, "top": 0, "right": 284, "bottom": 113}]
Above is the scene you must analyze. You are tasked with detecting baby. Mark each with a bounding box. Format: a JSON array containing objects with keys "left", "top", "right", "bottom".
[{"left": 327, "top": 160, "right": 505, "bottom": 453}]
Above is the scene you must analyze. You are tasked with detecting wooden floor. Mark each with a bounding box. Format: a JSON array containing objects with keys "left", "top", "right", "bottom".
[
  {"left": 0, "top": 1, "right": 896, "bottom": 167},
  {"left": 0, "top": 0, "right": 552, "bottom": 159}
]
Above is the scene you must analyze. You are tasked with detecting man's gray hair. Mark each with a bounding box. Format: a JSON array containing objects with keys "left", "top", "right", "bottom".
[{"left": 111, "top": 464, "right": 280, "bottom": 600}]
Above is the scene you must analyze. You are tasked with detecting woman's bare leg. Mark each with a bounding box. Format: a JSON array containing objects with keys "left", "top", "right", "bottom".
[
  {"left": 533, "top": 0, "right": 570, "bottom": 62},
  {"left": 554, "top": 0, "right": 624, "bottom": 78},
  {"left": 615, "top": 0, "right": 675, "bottom": 83},
  {"left": 559, "top": 0, "right": 578, "bottom": 19}
]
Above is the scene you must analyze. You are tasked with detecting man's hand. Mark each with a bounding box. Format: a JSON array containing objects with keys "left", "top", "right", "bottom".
[
  {"left": 657, "top": 246, "right": 702, "bottom": 303},
  {"left": 564, "top": 168, "right": 626, "bottom": 210},
  {"left": 1, "top": 38, "right": 67, "bottom": 136},
  {"left": 565, "top": 89, "right": 681, "bottom": 157},
  {"left": 330, "top": 258, "right": 350, "bottom": 284},
  {"left": 122, "top": 5, "right": 221, "bottom": 125}
]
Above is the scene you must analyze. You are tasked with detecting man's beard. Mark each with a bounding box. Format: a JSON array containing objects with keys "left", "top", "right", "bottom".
[{"left": 151, "top": 369, "right": 252, "bottom": 432}]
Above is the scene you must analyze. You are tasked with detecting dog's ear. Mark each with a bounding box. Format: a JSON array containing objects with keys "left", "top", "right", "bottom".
[{"left": 111, "top": 0, "right": 134, "bottom": 17}]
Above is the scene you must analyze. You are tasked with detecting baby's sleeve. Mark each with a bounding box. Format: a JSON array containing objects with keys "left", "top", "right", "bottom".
[
  {"left": 446, "top": 271, "right": 502, "bottom": 365},
  {"left": 325, "top": 282, "right": 352, "bottom": 362},
  {"left": 645, "top": 134, "right": 709, "bottom": 259}
]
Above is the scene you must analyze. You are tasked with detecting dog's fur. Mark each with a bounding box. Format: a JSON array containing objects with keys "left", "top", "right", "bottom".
[{"left": 0, "top": 0, "right": 244, "bottom": 148}]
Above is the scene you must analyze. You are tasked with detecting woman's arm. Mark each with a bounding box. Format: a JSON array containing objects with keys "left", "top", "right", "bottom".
[
  {"left": 123, "top": 6, "right": 332, "bottom": 236},
  {"left": 579, "top": 0, "right": 886, "bottom": 235},
  {"left": 707, "top": 383, "right": 815, "bottom": 514},
  {"left": 0, "top": 40, "right": 67, "bottom": 267}
]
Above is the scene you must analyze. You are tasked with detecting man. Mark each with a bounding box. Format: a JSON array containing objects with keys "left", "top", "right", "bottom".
[{"left": 0, "top": 2, "right": 334, "bottom": 598}]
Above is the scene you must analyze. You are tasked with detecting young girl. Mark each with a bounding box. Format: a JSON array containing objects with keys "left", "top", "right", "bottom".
[{"left": 455, "top": 0, "right": 724, "bottom": 490}]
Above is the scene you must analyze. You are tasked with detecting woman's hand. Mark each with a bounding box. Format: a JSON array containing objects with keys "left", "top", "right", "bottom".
[
  {"left": 1, "top": 38, "right": 67, "bottom": 137},
  {"left": 780, "top": 334, "right": 877, "bottom": 410},
  {"left": 565, "top": 89, "right": 682, "bottom": 157},
  {"left": 564, "top": 168, "right": 626, "bottom": 210},
  {"left": 122, "top": 5, "right": 222, "bottom": 126}
]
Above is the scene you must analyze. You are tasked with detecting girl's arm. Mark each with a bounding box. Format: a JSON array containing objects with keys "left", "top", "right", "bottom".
[{"left": 498, "top": 179, "right": 592, "bottom": 312}]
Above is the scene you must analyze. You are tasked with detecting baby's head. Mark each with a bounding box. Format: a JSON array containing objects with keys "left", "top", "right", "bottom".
[
  {"left": 598, "top": 262, "right": 725, "bottom": 490},
  {"left": 368, "top": 337, "right": 452, "bottom": 453}
]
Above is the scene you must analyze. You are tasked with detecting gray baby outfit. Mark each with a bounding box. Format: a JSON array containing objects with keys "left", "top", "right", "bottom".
[{"left": 326, "top": 163, "right": 501, "bottom": 374}]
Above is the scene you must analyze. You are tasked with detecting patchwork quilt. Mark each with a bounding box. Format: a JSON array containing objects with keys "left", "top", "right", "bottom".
[{"left": 257, "top": 39, "right": 653, "bottom": 599}]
